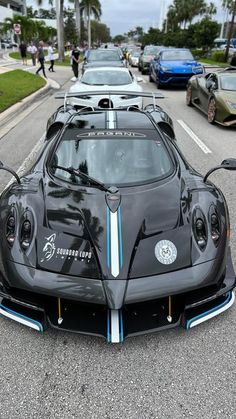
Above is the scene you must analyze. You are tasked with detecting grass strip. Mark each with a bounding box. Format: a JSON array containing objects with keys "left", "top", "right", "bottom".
[
  {"left": 200, "top": 58, "right": 230, "bottom": 67},
  {"left": 0, "top": 69, "right": 46, "bottom": 113}
]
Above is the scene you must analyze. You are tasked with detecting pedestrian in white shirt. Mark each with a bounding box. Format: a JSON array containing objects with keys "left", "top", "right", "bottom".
[
  {"left": 48, "top": 42, "right": 55, "bottom": 72},
  {"left": 28, "top": 42, "right": 37, "bottom": 66}
]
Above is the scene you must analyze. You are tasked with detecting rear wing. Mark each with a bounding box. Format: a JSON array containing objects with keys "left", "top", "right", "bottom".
[{"left": 55, "top": 90, "right": 164, "bottom": 111}]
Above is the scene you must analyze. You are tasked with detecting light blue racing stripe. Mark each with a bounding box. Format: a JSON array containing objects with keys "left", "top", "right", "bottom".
[
  {"left": 186, "top": 292, "right": 231, "bottom": 330},
  {"left": 118, "top": 207, "right": 123, "bottom": 268},
  {"left": 119, "top": 310, "right": 124, "bottom": 342},
  {"left": 106, "top": 207, "right": 110, "bottom": 268},
  {"left": 107, "top": 309, "right": 111, "bottom": 343},
  {"left": 0, "top": 303, "right": 44, "bottom": 332}
]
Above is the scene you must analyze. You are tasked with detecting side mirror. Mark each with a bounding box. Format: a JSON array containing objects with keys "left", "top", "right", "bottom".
[
  {"left": 0, "top": 160, "right": 21, "bottom": 184},
  {"left": 204, "top": 158, "right": 236, "bottom": 182},
  {"left": 206, "top": 80, "right": 215, "bottom": 91}
]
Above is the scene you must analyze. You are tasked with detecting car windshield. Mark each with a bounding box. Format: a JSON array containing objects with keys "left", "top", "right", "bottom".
[
  {"left": 220, "top": 75, "right": 236, "bottom": 91},
  {"left": 81, "top": 70, "right": 132, "bottom": 86},
  {"left": 88, "top": 50, "right": 121, "bottom": 62},
  {"left": 51, "top": 129, "right": 173, "bottom": 187},
  {"left": 161, "top": 50, "right": 194, "bottom": 60},
  {"left": 132, "top": 52, "right": 140, "bottom": 57},
  {"left": 144, "top": 46, "right": 160, "bottom": 55}
]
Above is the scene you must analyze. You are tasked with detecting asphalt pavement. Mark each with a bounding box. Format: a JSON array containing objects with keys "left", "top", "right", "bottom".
[{"left": 0, "top": 61, "right": 236, "bottom": 419}]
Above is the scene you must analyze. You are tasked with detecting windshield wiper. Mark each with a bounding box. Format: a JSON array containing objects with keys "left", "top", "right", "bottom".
[{"left": 52, "top": 165, "right": 110, "bottom": 192}]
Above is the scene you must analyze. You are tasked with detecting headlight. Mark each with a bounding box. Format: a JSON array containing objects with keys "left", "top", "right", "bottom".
[
  {"left": 20, "top": 211, "right": 34, "bottom": 250},
  {"left": 209, "top": 206, "right": 221, "bottom": 246},
  {"left": 192, "top": 208, "right": 208, "bottom": 251},
  {"left": 5, "top": 209, "right": 16, "bottom": 246},
  {"left": 226, "top": 101, "right": 236, "bottom": 110},
  {"left": 160, "top": 66, "right": 171, "bottom": 72}
]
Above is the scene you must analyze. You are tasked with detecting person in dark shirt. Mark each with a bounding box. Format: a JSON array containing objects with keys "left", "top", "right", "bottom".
[
  {"left": 19, "top": 41, "right": 27, "bottom": 65},
  {"left": 36, "top": 40, "right": 47, "bottom": 78},
  {"left": 71, "top": 44, "right": 80, "bottom": 79}
]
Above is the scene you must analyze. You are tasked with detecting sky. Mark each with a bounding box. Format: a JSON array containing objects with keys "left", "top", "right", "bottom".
[{"left": 27, "top": 0, "right": 225, "bottom": 36}]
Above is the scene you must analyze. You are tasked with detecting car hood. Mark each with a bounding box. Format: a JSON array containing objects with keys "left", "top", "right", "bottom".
[
  {"left": 160, "top": 60, "right": 201, "bottom": 72},
  {"left": 35, "top": 174, "right": 192, "bottom": 280}
]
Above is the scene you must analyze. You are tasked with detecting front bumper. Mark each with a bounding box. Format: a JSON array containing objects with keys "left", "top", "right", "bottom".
[
  {"left": 159, "top": 72, "right": 196, "bottom": 85},
  {"left": 0, "top": 251, "right": 235, "bottom": 342}
]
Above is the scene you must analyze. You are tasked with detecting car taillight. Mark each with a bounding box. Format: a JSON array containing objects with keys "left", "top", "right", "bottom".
[
  {"left": 20, "top": 211, "right": 34, "bottom": 250},
  {"left": 6, "top": 211, "right": 16, "bottom": 246},
  {"left": 193, "top": 208, "right": 207, "bottom": 251}
]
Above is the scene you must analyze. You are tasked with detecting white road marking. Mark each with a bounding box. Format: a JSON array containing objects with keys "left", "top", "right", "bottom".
[
  {"left": 177, "top": 119, "right": 212, "bottom": 154},
  {"left": 5, "top": 133, "right": 45, "bottom": 190}
]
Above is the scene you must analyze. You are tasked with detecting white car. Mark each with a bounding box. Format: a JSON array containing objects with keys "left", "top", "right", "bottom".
[
  {"left": 68, "top": 67, "right": 143, "bottom": 109},
  {"left": 219, "top": 44, "right": 236, "bottom": 55},
  {"left": 129, "top": 51, "right": 141, "bottom": 67}
]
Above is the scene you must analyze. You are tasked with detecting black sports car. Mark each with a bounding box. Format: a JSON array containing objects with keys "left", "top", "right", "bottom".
[{"left": 0, "top": 91, "right": 235, "bottom": 343}]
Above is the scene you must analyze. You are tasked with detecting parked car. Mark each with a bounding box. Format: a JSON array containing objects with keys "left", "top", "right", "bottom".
[
  {"left": 138, "top": 45, "right": 163, "bottom": 74},
  {"left": 186, "top": 67, "right": 236, "bottom": 126},
  {"left": 129, "top": 50, "right": 141, "bottom": 67},
  {"left": 82, "top": 48, "right": 125, "bottom": 73},
  {"left": 68, "top": 66, "right": 143, "bottom": 109},
  {"left": 219, "top": 44, "right": 236, "bottom": 55},
  {"left": 149, "top": 48, "right": 204, "bottom": 88},
  {"left": 0, "top": 91, "right": 235, "bottom": 342}
]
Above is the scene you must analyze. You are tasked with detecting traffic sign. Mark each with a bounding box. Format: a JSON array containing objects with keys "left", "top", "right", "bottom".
[{"left": 13, "top": 23, "right": 21, "bottom": 35}]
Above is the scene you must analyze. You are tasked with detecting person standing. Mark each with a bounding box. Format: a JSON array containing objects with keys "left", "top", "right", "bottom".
[
  {"left": 48, "top": 41, "right": 55, "bottom": 72},
  {"left": 83, "top": 44, "right": 90, "bottom": 61},
  {"left": 28, "top": 42, "right": 37, "bottom": 66},
  {"left": 36, "top": 41, "right": 47, "bottom": 78},
  {"left": 19, "top": 41, "right": 27, "bottom": 65},
  {"left": 71, "top": 44, "right": 80, "bottom": 80}
]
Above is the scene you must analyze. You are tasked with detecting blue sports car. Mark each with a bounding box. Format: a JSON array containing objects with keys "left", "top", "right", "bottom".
[{"left": 149, "top": 48, "right": 204, "bottom": 88}]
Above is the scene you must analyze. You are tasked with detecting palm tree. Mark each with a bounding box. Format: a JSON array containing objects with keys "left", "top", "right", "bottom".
[
  {"left": 80, "top": 0, "right": 101, "bottom": 47},
  {"left": 37, "top": 0, "right": 64, "bottom": 60}
]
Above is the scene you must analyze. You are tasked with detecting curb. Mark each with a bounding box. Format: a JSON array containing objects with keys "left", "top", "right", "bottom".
[{"left": 0, "top": 78, "right": 60, "bottom": 134}]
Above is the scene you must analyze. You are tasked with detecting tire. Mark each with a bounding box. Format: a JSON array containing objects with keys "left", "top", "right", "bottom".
[
  {"left": 186, "top": 85, "right": 193, "bottom": 106},
  {"left": 207, "top": 98, "right": 216, "bottom": 124},
  {"left": 141, "top": 68, "right": 145, "bottom": 75}
]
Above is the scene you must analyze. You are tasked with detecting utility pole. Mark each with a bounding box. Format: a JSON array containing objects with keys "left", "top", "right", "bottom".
[
  {"left": 224, "top": 0, "right": 236, "bottom": 62},
  {"left": 56, "top": 0, "right": 64, "bottom": 61}
]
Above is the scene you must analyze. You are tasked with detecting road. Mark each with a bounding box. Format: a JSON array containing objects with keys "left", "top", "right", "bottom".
[{"left": 0, "top": 63, "right": 236, "bottom": 419}]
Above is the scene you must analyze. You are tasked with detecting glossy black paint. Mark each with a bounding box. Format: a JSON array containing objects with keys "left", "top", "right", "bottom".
[{"left": 0, "top": 102, "right": 235, "bottom": 339}]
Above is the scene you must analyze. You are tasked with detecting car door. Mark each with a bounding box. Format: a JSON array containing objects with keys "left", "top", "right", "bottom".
[{"left": 196, "top": 73, "right": 216, "bottom": 112}]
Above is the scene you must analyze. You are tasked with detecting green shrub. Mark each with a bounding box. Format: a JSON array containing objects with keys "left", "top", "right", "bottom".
[
  {"left": 191, "top": 49, "right": 209, "bottom": 59},
  {"left": 211, "top": 51, "right": 226, "bottom": 62}
]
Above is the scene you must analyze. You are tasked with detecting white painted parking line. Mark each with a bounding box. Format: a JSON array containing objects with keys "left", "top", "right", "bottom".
[
  {"left": 5, "top": 133, "right": 45, "bottom": 190},
  {"left": 177, "top": 119, "right": 212, "bottom": 154}
]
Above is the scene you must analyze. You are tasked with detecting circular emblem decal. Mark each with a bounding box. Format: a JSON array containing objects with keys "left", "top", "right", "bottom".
[{"left": 155, "top": 240, "right": 177, "bottom": 265}]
